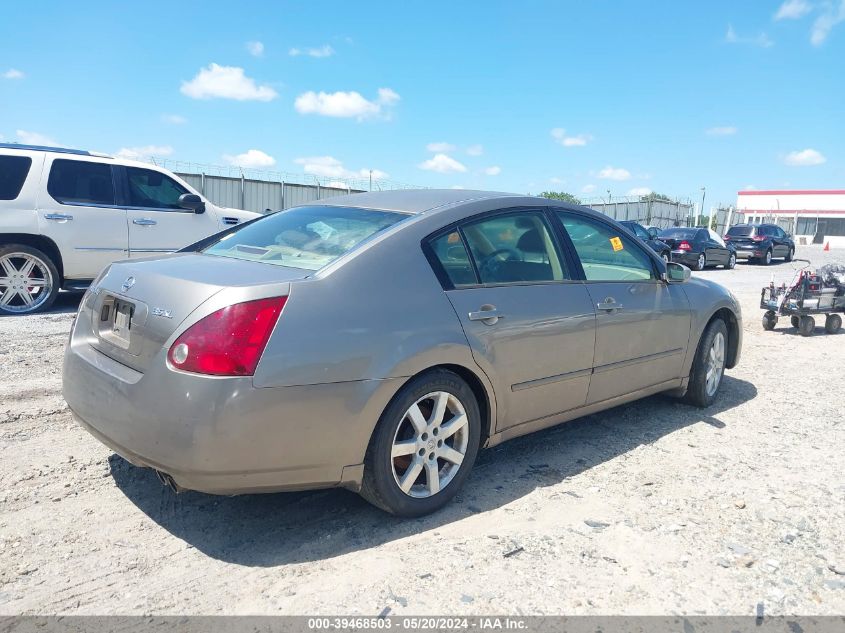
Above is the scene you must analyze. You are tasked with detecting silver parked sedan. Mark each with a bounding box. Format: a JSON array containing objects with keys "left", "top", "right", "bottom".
[{"left": 63, "top": 190, "right": 742, "bottom": 517}]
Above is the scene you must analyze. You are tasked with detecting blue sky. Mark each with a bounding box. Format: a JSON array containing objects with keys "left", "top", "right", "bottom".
[{"left": 2, "top": 0, "right": 844, "bottom": 208}]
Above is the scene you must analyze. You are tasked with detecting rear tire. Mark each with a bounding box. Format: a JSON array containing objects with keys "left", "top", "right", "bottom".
[
  {"left": 0, "top": 244, "right": 60, "bottom": 316},
  {"left": 763, "top": 249, "right": 773, "bottom": 266},
  {"left": 798, "top": 316, "right": 815, "bottom": 337},
  {"left": 785, "top": 247, "right": 794, "bottom": 262},
  {"left": 694, "top": 253, "right": 706, "bottom": 271},
  {"left": 360, "top": 369, "right": 481, "bottom": 517},
  {"left": 762, "top": 311, "right": 777, "bottom": 331},
  {"left": 825, "top": 314, "right": 842, "bottom": 334},
  {"left": 684, "top": 319, "right": 728, "bottom": 408},
  {"left": 790, "top": 316, "right": 800, "bottom": 329}
]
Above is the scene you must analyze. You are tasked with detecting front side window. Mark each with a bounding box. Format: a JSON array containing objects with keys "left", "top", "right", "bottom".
[
  {"left": 558, "top": 212, "right": 655, "bottom": 281},
  {"left": 461, "top": 212, "right": 566, "bottom": 284},
  {"left": 47, "top": 159, "right": 115, "bottom": 206},
  {"left": 203, "top": 205, "right": 407, "bottom": 271},
  {"left": 126, "top": 167, "right": 188, "bottom": 210},
  {"left": 0, "top": 156, "right": 32, "bottom": 200},
  {"left": 429, "top": 231, "right": 476, "bottom": 287}
]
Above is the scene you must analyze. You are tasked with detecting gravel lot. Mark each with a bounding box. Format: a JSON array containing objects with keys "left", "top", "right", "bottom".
[{"left": 1, "top": 245, "right": 843, "bottom": 616}]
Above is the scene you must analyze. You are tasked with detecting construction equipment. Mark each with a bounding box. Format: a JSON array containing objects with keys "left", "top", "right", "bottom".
[{"left": 760, "top": 260, "right": 845, "bottom": 336}]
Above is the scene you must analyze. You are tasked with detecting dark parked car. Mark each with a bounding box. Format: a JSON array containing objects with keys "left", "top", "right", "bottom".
[
  {"left": 659, "top": 227, "right": 737, "bottom": 271},
  {"left": 620, "top": 221, "right": 671, "bottom": 262},
  {"left": 723, "top": 223, "right": 794, "bottom": 265}
]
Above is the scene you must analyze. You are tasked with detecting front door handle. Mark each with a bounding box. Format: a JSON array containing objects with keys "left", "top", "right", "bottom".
[
  {"left": 44, "top": 213, "right": 74, "bottom": 221},
  {"left": 468, "top": 305, "right": 504, "bottom": 325},
  {"left": 133, "top": 218, "right": 157, "bottom": 226},
  {"left": 597, "top": 298, "right": 623, "bottom": 312}
]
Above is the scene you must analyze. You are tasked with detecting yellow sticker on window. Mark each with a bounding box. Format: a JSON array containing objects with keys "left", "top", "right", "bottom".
[{"left": 609, "top": 236, "right": 624, "bottom": 251}]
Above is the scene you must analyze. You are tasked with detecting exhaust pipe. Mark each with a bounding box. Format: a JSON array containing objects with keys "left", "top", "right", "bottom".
[{"left": 155, "top": 470, "right": 182, "bottom": 493}]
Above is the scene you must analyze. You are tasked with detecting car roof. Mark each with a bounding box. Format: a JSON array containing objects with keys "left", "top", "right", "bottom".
[
  {"left": 316, "top": 189, "right": 538, "bottom": 215},
  {"left": 0, "top": 142, "right": 112, "bottom": 158}
]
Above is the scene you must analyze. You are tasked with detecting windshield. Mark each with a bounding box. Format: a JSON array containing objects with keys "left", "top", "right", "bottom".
[
  {"left": 202, "top": 205, "right": 408, "bottom": 270},
  {"left": 659, "top": 228, "right": 698, "bottom": 240},
  {"left": 726, "top": 225, "right": 755, "bottom": 237}
]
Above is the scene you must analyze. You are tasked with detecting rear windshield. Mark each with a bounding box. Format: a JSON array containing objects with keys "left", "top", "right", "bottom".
[
  {"left": 726, "top": 225, "right": 754, "bottom": 237},
  {"left": 659, "top": 228, "right": 698, "bottom": 240},
  {"left": 202, "top": 205, "right": 408, "bottom": 271},
  {"left": 0, "top": 156, "right": 32, "bottom": 200}
]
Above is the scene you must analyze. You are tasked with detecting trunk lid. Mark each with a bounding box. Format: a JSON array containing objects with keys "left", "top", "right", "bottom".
[{"left": 86, "top": 253, "right": 308, "bottom": 373}]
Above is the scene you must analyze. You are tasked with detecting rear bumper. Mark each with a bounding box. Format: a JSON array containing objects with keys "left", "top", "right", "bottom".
[
  {"left": 62, "top": 332, "right": 403, "bottom": 495},
  {"left": 669, "top": 251, "right": 700, "bottom": 267},
  {"left": 734, "top": 248, "right": 764, "bottom": 260}
]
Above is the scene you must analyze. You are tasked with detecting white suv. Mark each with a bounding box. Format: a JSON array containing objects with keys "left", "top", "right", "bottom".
[{"left": 0, "top": 144, "right": 259, "bottom": 315}]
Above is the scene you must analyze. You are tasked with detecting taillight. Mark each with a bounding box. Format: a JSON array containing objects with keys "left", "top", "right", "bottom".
[
  {"left": 678, "top": 241, "right": 692, "bottom": 251},
  {"left": 167, "top": 296, "right": 286, "bottom": 376},
  {"left": 752, "top": 235, "right": 766, "bottom": 242},
  {"left": 723, "top": 235, "right": 731, "bottom": 241}
]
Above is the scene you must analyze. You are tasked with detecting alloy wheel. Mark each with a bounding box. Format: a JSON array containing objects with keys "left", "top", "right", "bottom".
[
  {"left": 0, "top": 252, "right": 54, "bottom": 314},
  {"left": 391, "top": 391, "right": 470, "bottom": 498},
  {"left": 697, "top": 254, "right": 705, "bottom": 270},
  {"left": 705, "top": 331, "right": 725, "bottom": 397},
  {"left": 729, "top": 254, "right": 736, "bottom": 269}
]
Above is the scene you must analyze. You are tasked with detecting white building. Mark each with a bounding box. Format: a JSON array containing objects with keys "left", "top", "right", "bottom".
[{"left": 735, "top": 189, "right": 845, "bottom": 246}]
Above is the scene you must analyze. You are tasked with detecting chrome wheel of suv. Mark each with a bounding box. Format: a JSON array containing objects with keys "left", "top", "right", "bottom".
[{"left": 0, "top": 250, "right": 55, "bottom": 314}]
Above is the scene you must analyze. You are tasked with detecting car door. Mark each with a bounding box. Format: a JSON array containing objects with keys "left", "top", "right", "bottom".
[
  {"left": 430, "top": 210, "right": 596, "bottom": 431},
  {"left": 555, "top": 210, "right": 691, "bottom": 404},
  {"left": 706, "top": 229, "right": 729, "bottom": 265},
  {"left": 771, "top": 226, "right": 788, "bottom": 257},
  {"left": 36, "top": 157, "right": 128, "bottom": 280},
  {"left": 119, "top": 166, "right": 219, "bottom": 257}
]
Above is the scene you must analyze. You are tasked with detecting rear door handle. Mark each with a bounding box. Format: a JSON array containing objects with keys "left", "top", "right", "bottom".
[
  {"left": 44, "top": 213, "right": 74, "bottom": 221},
  {"left": 133, "top": 218, "right": 157, "bottom": 226},
  {"left": 468, "top": 306, "right": 504, "bottom": 324}
]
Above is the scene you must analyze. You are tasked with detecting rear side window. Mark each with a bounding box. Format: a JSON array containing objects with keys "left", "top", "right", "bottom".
[
  {"left": 203, "top": 205, "right": 407, "bottom": 271},
  {"left": 126, "top": 167, "right": 188, "bottom": 209},
  {"left": 461, "top": 212, "right": 567, "bottom": 284},
  {"left": 558, "top": 212, "right": 655, "bottom": 281},
  {"left": 429, "top": 231, "right": 476, "bottom": 287},
  {"left": 48, "top": 159, "right": 115, "bottom": 206},
  {"left": 0, "top": 156, "right": 32, "bottom": 200}
]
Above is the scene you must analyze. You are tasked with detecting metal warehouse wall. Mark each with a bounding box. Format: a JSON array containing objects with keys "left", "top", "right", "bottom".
[{"left": 175, "top": 172, "right": 364, "bottom": 213}]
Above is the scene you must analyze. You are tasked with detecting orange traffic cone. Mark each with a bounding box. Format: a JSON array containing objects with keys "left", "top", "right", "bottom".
[{"left": 824, "top": 241, "right": 830, "bottom": 251}]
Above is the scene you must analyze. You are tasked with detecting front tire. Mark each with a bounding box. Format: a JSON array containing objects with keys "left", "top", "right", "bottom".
[
  {"left": 694, "top": 253, "right": 706, "bottom": 271},
  {"left": 762, "top": 311, "right": 777, "bottom": 331},
  {"left": 684, "top": 319, "right": 728, "bottom": 408},
  {"left": 785, "top": 247, "right": 794, "bottom": 262},
  {"left": 798, "top": 316, "right": 815, "bottom": 337},
  {"left": 825, "top": 314, "right": 842, "bottom": 334},
  {"left": 725, "top": 253, "right": 736, "bottom": 269},
  {"left": 0, "top": 245, "right": 60, "bottom": 315},
  {"left": 360, "top": 370, "right": 481, "bottom": 517}
]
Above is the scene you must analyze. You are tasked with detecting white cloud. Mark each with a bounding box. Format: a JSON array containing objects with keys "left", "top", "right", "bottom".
[
  {"left": 483, "top": 166, "right": 502, "bottom": 176},
  {"left": 3, "top": 68, "right": 24, "bottom": 79},
  {"left": 551, "top": 127, "right": 593, "bottom": 147},
  {"left": 549, "top": 177, "right": 564, "bottom": 185},
  {"left": 597, "top": 166, "right": 632, "bottom": 181},
  {"left": 426, "top": 141, "right": 455, "bottom": 152},
  {"left": 783, "top": 148, "right": 826, "bottom": 165},
  {"left": 706, "top": 126, "right": 738, "bottom": 136},
  {"left": 181, "top": 63, "right": 278, "bottom": 101},
  {"left": 465, "top": 144, "right": 484, "bottom": 156},
  {"left": 418, "top": 153, "right": 467, "bottom": 174},
  {"left": 161, "top": 114, "right": 187, "bottom": 125},
  {"left": 627, "top": 187, "right": 653, "bottom": 196},
  {"left": 294, "top": 88, "right": 399, "bottom": 120},
  {"left": 16, "top": 130, "right": 58, "bottom": 146},
  {"left": 725, "top": 24, "right": 774, "bottom": 47},
  {"left": 293, "top": 155, "right": 387, "bottom": 180},
  {"left": 115, "top": 145, "right": 174, "bottom": 160},
  {"left": 223, "top": 149, "right": 276, "bottom": 168},
  {"left": 246, "top": 41, "right": 265, "bottom": 57},
  {"left": 582, "top": 184, "right": 597, "bottom": 194},
  {"left": 775, "top": 0, "right": 813, "bottom": 20},
  {"left": 744, "top": 184, "right": 758, "bottom": 190},
  {"left": 811, "top": 0, "right": 845, "bottom": 45},
  {"left": 326, "top": 181, "right": 350, "bottom": 190},
  {"left": 289, "top": 45, "right": 335, "bottom": 58}
]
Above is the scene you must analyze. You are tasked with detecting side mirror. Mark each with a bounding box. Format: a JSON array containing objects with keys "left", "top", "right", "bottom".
[
  {"left": 178, "top": 193, "right": 206, "bottom": 214},
  {"left": 664, "top": 262, "right": 691, "bottom": 283}
]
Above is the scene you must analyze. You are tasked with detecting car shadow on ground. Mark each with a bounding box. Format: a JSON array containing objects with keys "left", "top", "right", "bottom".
[{"left": 110, "top": 375, "right": 757, "bottom": 568}]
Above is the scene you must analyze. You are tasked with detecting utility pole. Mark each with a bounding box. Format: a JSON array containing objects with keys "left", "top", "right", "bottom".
[
  {"left": 700, "top": 187, "right": 706, "bottom": 226},
  {"left": 369, "top": 170, "right": 373, "bottom": 192}
]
